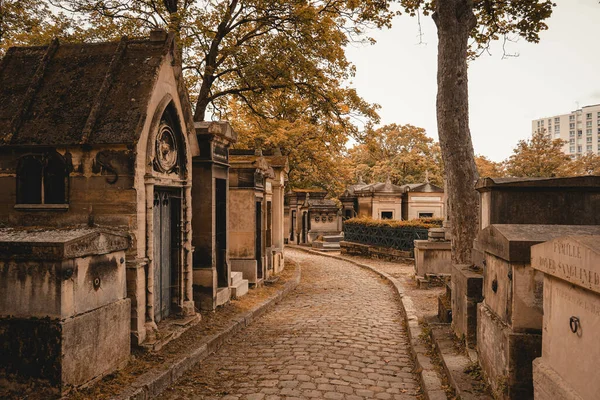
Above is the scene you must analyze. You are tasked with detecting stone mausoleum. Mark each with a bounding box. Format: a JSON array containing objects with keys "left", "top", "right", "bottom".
[
  {"left": 285, "top": 188, "right": 341, "bottom": 245},
  {"left": 340, "top": 177, "right": 445, "bottom": 221},
  {"left": 453, "top": 176, "right": 600, "bottom": 399},
  {"left": 191, "top": 121, "right": 241, "bottom": 310},
  {"left": 0, "top": 31, "right": 199, "bottom": 390},
  {"left": 228, "top": 150, "right": 288, "bottom": 286}
]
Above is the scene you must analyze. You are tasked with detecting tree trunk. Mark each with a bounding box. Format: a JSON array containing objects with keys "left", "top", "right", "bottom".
[{"left": 433, "top": 0, "right": 479, "bottom": 265}]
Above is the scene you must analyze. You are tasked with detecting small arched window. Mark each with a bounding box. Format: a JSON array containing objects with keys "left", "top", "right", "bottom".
[{"left": 17, "top": 152, "right": 68, "bottom": 205}]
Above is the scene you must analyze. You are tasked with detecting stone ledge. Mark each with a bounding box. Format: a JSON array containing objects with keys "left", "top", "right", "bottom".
[
  {"left": 429, "top": 324, "right": 493, "bottom": 400},
  {"left": 113, "top": 261, "right": 301, "bottom": 400},
  {"left": 289, "top": 245, "right": 446, "bottom": 400}
]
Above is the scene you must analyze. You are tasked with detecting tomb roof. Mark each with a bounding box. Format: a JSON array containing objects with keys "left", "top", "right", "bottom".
[
  {"left": 355, "top": 179, "right": 404, "bottom": 194},
  {"left": 477, "top": 224, "right": 600, "bottom": 263},
  {"left": 264, "top": 155, "right": 289, "bottom": 170},
  {"left": 476, "top": 176, "right": 600, "bottom": 190},
  {"left": 194, "top": 121, "right": 237, "bottom": 143},
  {"left": 401, "top": 182, "right": 444, "bottom": 193},
  {"left": 0, "top": 31, "right": 192, "bottom": 147}
]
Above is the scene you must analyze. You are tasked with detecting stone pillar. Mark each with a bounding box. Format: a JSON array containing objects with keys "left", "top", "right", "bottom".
[
  {"left": 272, "top": 183, "right": 283, "bottom": 250},
  {"left": 181, "top": 182, "right": 196, "bottom": 316}
]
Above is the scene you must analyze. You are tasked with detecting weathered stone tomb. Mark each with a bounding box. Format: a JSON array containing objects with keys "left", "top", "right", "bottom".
[
  {"left": 285, "top": 189, "right": 341, "bottom": 245},
  {"left": 192, "top": 121, "right": 240, "bottom": 310},
  {"left": 0, "top": 30, "right": 200, "bottom": 387},
  {"left": 475, "top": 224, "right": 600, "bottom": 399},
  {"left": 228, "top": 151, "right": 274, "bottom": 286},
  {"left": 532, "top": 236, "right": 600, "bottom": 400},
  {"left": 0, "top": 228, "right": 130, "bottom": 391},
  {"left": 451, "top": 176, "right": 600, "bottom": 354}
]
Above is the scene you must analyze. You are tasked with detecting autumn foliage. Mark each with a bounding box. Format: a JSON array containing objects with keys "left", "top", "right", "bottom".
[{"left": 344, "top": 216, "right": 444, "bottom": 229}]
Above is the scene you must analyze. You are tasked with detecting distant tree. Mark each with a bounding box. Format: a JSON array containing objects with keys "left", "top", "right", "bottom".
[
  {"left": 475, "top": 155, "right": 505, "bottom": 178},
  {"left": 347, "top": 124, "right": 444, "bottom": 186},
  {"left": 229, "top": 97, "right": 353, "bottom": 195},
  {"left": 398, "top": 0, "right": 555, "bottom": 263},
  {"left": 505, "top": 131, "right": 570, "bottom": 177},
  {"left": 568, "top": 152, "right": 600, "bottom": 176}
]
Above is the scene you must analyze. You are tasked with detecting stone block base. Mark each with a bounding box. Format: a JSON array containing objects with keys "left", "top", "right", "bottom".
[
  {"left": 0, "top": 299, "right": 130, "bottom": 391},
  {"left": 414, "top": 240, "right": 452, "bottom": 277},
  {"left": 477, "top": 304, "right": 541, "bottom": 400},
  {"left": 533, "top": 358, "right": 583, "bottom": 400},
  {"left": 231, "top": 259, "right": 258, "bottom": 285},
  {"left": 451, "top": 264, "right": 483, "bottom": 348},
  {"left": 193, "top": 284, "right": 216, "bottom": 311},
  {"left": 273, "top": 251, "right": 284, "bottom": 274}
]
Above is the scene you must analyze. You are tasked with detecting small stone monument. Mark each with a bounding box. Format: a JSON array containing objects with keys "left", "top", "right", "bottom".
[
  {"left": 0, "top": 228, "right": 130, "bottom": 392},
  {"left": 531, "top": 235, "right": 600, "bottom": 400},
  {"left": 476, "top": 224, "right": 600, "bottom": 399}
]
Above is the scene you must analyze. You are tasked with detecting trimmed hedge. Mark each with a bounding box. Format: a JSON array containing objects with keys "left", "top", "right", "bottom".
[{"left": 344, "top": 216, "right": 443, "bottom": 229}]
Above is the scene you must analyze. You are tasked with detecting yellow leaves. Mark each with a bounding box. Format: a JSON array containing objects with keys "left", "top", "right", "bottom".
[
  {"left": 344, "top": 216, "right": 443, "bottom": 229},
  {"left": 347, "top": 123, "right": 443, "bottom": 187}
]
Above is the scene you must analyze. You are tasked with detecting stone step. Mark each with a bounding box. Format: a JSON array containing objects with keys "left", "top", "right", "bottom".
[
  {"left": 231, "top": 279, "right": 249, "bottom": 299},
  {"left": 322, "top": 235, "right": 343, "bottom": 243},
  {"left": 429, "top": 324, "right": 493, "bottom": 400},
  {"left": 230, "top": 271, "right": 243, "bottom": 286},
  {"left": 216, "top": 287, "right": 230, "bottom": 307}
]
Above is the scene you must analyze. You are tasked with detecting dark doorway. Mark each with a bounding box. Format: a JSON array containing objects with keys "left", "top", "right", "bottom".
[
  {"left": 344, "top": 209, "right": 353, "bottom": 220},
  {"left": 290, "top": 210, "right": 296, "bottom": 241},
  {"left": 255, "top": 201, "right": 263, "bottom": 279},
  {"left": 216, "top": 179, "right": 228, "bottom": 288},
  {"left": 302, "top": 212, "right": 307, "bottom": 243},
  {"left": 153, "top": 189, "right": 181, "bottom": 323}
]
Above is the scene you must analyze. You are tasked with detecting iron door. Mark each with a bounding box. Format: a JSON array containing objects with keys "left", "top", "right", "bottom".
[
  {"left": 215, "top": 179, "right": 228, "bottom": 288},
  {"left": 255, "top": 201, "right": 263, "bottom": 279},
  {"left": 153, "top": 190, "right": 173, "bottom": 323}
]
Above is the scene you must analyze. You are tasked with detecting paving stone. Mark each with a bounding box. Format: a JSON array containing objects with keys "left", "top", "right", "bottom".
[{"left": 158, "top": 249, "right": 420, "bottom": 399}]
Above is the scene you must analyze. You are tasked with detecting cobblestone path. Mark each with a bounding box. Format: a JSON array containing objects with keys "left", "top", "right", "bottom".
[{"left": 160, "top": 248, "right": 420, "bottom": 400}]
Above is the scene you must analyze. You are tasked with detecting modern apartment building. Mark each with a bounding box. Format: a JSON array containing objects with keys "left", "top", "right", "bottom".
[{"left": 531, "top": 104, "right": 600, "bottom": 157}]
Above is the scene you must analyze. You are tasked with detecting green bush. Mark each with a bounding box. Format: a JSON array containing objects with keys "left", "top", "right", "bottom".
[{"left": 344, "top": 216, "right": 443, "bottom": 229}]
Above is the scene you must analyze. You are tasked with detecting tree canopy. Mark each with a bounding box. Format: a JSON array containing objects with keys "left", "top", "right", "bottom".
[
  {"left": 36, "top": 0, "right": 391, "bottom": 126},
  {"left": 504, "top": 131, "right": 570, "bottom": 177},
  {"left": 475, "top": 155, "right": 505, "bottom": 178},
  {"left": 347, "top": 124, "right": 443, "bottom": 187}
]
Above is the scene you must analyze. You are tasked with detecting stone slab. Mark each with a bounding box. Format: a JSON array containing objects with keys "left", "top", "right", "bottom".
[
  {"left": 476, "top": 225, "right": 600, "bottom": 263},
  {"left": 531, "top": 235, "right": 600, "bottom": 294},
  {"left": 230, "top": 271, "right": 243, "bottom": 286},
  {"left": 0, "top": 227, "right": 128, "bottom": 261},
  {"left": 0, "top": 298, "right": 130, "bottom": 390},
  {"left": 231, "top": 279, "right": 249, "bottom": 299}
]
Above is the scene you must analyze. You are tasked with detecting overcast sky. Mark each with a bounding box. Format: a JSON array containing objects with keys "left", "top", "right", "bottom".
[{"left": 345, "top": 0, "right": 600, "bottom": 162}]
